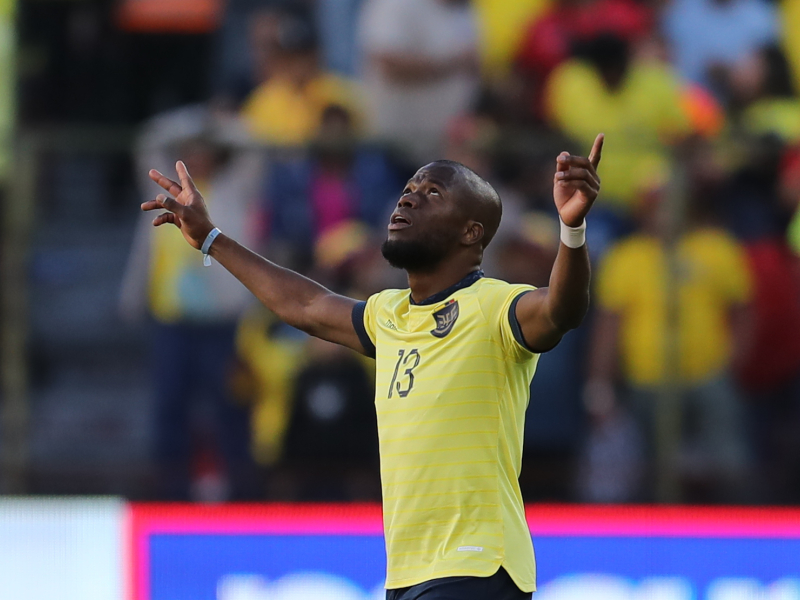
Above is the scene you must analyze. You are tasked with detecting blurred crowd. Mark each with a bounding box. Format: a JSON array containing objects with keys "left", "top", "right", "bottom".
[{"left": 103, "top": 0, "right": 800, "bottom": 505}]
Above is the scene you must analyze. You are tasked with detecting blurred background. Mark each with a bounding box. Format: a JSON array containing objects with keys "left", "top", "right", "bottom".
[
  {"left": 3, "top": 0, "right": 800, "bottom": 507},
  {"left": 1, "top": 0, "right": 800, "bottom": 597}
]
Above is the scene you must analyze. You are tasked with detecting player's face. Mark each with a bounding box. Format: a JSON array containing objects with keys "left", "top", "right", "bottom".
[{"left": 382, "top": 164, "right": 466, "bottom": 272}]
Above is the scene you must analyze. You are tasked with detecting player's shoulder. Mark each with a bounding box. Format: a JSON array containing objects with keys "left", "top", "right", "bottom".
[
  {"left": 471, "top": 277, "right": 537, "bottom": 312},
  {"left": 366, "top": 287, "right": 408, "bottom": 310},
  {"left": 475, "top": 276, "right": 535, "bottom": 293}
]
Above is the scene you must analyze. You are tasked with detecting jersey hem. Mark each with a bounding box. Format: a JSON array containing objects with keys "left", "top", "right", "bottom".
[
  {"left": 384, "top": 563, "right": 536, "bottom": 593},
  {"left": 501, "top": 561, "right": 537, "bottom": 594}
]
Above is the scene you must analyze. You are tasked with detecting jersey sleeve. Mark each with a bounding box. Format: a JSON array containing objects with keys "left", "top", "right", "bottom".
[
  {"left": 493, "top": 283, "right": 539, "bottom": 363},
  {"left": 352, "top": 292, "right": 381, "bottom": 359}
]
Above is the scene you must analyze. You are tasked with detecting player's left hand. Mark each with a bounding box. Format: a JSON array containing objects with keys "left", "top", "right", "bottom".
[{"left": 553, "top": 133, "right": 604, "bottom": 227}]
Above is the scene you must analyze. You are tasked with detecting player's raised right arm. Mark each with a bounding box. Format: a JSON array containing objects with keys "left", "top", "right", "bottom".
[{"left": 141, "top": 161, "right": 366, "bottom": 354}]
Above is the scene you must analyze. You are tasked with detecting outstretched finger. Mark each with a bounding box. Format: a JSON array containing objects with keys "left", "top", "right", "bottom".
[
  {"left": 176, "top": 161, "right": 198, "bottom": 193},
  {"left": 588, "top": 134, "right": 604, "bottom": 170},
  {"left": 152, "top": 212, "right": 183, "bottom": 228},
  {"left": 149, "top": 170, "right": 183, "bottom": 197},
  {"left": 149, "top": 194, "right": 186, "bottom": 216},
  {"left": 141, "top": 199, "right": 162, "bottom": 212}
]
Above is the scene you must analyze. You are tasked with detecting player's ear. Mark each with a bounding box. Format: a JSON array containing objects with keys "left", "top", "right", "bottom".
[{"left": 463, "top": 221, "right": 484, "bottom": 247}]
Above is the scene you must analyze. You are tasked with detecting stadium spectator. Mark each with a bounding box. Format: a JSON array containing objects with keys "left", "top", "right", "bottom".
[
  {"left": 515, "top": 0, "right": 653, "bottom": 119},
  {"left": 735, "top": 145, "right": 800, "bottom": 502},
  {"left": 544, "top": 34, "right": 689, "bottom": 252},
  {"left": 210, "top": 5, "right": 284, "bottom": 108},
  {"left": 781, "top": 0, "right": 800, "bottom": 95},
  {"left": 236, "top": 221, "right": 389, "bottom": 500},
  {"left": 23, "top": 0, "right": 800, "bottom": 506},
  {"left": 213, "top": 0, "right": 364, "bottom": 98},
  {"left": 735, "top": 238, "right": 800, "bottom": 502},
  {"left": 723, "top": 134, "right": 789, "bottom": 243},
  {"left": 277, "top": 335, "right": 380, "bottom": 500},
  {"left": 586, "top": 166, "right": 753, "bottom": 502},
  {"left": 241, "top": 13, "right": 361, "bottom": 146},
  {"left": 663, "top": 0, "right": 779, "bottom": 97},
  {"left": 120, "top": 105, "right": 265, "bottom": 500},
  {"left": 729, "top": 45, "right": 800, "bottom": 143},
  {"left": 234, "top": 304, "right": 308, "bottom": 469},
  {"left": 575, "top": 379, "right": 645, "bottom": 503},
  {"left": 264, "top": 104, "right": 402, "bottom": 255},
  {"left": 357, "top": 0, "right": 480, "bottom": 162},
  {"left": 471, "top": 0, "right": 551, "bottom": 75}
]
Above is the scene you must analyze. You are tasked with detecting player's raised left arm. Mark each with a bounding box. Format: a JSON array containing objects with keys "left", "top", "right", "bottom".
[{"left": 514, "top": 134, "right": 603, "bottom": 352}]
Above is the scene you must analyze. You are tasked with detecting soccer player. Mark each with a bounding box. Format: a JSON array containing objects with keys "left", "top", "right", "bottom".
[{"left": 142, "top": 133, "right": 603, "bottom": 600}]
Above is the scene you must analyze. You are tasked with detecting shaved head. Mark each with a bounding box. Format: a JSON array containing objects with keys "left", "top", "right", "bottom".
[
  {"left": 427, "top": 160, "right": 503, "bottom": 248},
  {"left": 382, "top": 159, "right": 504, "bottom": 274}
]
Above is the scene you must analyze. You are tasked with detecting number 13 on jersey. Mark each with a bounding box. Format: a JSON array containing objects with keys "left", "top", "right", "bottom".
[{"left": 388, "top": 349, "right": 421, "bottom": 398}]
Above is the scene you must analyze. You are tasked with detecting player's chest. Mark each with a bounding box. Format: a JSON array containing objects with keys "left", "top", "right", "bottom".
[
  {"left": 373, "top": 297, "right": 499, "bottom": 403},
  {"left": 375, "top": 296, "right": 480, "bottom": 346}
]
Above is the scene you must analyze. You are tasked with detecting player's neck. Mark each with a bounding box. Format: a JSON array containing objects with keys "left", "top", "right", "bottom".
[{"left": 406, "top": 262, "right": 481, "bottom": 305}]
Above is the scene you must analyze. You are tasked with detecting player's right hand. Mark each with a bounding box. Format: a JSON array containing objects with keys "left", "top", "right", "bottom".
[{"left": 141, "top": 161, "right": 215, "bottom": 250}]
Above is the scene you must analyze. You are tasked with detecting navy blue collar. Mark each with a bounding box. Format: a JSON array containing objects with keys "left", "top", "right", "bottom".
[{"left": 409, "top": 270, "right": 484, "bottom": 306}]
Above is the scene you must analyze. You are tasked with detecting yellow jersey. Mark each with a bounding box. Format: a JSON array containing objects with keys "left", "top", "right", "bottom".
[
  {"left": 596, "top": 230, "right": 751, "bottom": 386},
  {"left": 240, "top": 73, "right": 360, "bottom": 146},
  {"left": 545, "top": 59, "right": 689, "bottom": 210},
  {"left": 353, "top": 271, "right": 539, "bottom": 592}
]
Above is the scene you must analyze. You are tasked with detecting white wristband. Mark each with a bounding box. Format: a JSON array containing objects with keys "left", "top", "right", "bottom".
[
  {"left": 560, "top": 218, "right": 586, "bottom": 248},
  {"left": 201, "top": 227, "right": 222, "bottom": 267}
]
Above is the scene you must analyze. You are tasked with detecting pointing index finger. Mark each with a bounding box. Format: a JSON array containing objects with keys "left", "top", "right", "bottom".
[
  {"left": 176, "top": 161, "right": 198, "bottom": 193},
  {"left": 588, "top": 133, "right": 604, "bottom": 170}
]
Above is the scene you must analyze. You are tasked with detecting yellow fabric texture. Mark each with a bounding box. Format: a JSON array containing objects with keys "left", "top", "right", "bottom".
[
  {"left": 782, "top": 0, "right": 800, "bottom": 97},
  {"left": 361, "top": 277, "right": 539, "bottom": 592},
  {"left": 0, "top": 0, "right": 15, "bottom": 183},
  {"left": 241, "top": 74, "right": 360, "bottom": 145},
  {"left": 740, "top": 98, "right": 800, "bottom": 143},
  {"left": 472, "top": 0, "right": 550, "bottom": 74},
  {"left": 597, "top": 230, "right": 751, "bottom": 386},
  {"left": 235, "top": 307, "right": 307, "bottom": 466},
  {"left": 147, "top": 183, "right": 210, "bottom": 323},
  {"left": 545, "top": 59, "right": 689, "bottom": 211}
]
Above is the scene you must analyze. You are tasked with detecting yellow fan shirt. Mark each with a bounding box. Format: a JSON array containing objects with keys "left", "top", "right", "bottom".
[
  {"left": 545, "top": 59, "right": 689, "bottom": 210},
  {"left": 353, "top": 272, "right": 539, "bottom": 592},
  {"left": 596, "top": 229, "right": 751, "bottom": 386}
]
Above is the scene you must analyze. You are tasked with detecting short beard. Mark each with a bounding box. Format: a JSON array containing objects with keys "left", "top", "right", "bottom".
[{"left": 381, "top": 237, "right": 451, "bottom": 273}]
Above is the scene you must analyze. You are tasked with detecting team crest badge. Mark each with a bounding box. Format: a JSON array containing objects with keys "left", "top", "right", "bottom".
[{"left": 430, "top": 300, "right": 459, "bottom": 338}]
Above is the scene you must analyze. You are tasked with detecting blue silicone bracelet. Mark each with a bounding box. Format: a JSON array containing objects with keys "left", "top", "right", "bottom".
[{"left": 201, "top": 227, "right": 222, "bottom": 266}]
